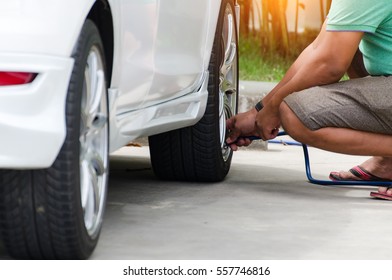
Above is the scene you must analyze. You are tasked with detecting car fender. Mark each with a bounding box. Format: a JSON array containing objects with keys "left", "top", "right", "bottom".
[{"left": 0, "top": 0, "right": 96, "bottom": 56}]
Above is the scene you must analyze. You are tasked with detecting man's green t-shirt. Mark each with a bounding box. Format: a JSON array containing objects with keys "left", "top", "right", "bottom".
[{"left": 327, "top": 0, "right": 392, "bottom": 75}]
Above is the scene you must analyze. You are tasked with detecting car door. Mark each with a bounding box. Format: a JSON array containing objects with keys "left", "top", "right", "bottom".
[{"left": 109, "top": 0, "right": 220, "bottom": 114}]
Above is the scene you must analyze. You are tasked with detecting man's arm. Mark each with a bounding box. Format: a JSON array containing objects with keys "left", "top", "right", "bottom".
[
  {"left": 227, "top": 21, "right": 364, "bottom": 147},
  {"left": 256, "top": 23, "right": 364, "bottom": 139},
  {"left": 265, "top": 22, "right": 363, "bottom": 109}
]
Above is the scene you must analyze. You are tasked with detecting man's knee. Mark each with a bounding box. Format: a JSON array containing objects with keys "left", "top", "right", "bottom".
[{"left": 279, "top": 102, "right": 314, "bottom": 143}]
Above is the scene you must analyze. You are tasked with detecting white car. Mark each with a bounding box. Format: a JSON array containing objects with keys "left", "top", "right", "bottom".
[{"left": 0, "top": 0, "right": 239, "bottom": 259}]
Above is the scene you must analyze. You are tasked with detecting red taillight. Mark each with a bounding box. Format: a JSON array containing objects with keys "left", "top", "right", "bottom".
[{"left": 0, "top": 72, "right": 37, "bottom": 86}]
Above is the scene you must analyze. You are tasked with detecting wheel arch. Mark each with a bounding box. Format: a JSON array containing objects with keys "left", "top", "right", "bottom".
[{"left": 87, "top": 0, "right": 114, "bottom": 85}]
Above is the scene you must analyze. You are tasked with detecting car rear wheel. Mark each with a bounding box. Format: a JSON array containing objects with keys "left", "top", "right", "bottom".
[
  {"left": 0, "top": 19, "right": 109, "bottom": 259},
  {"left": 149, "top": 0, "right": 239, "bottom": 182}
]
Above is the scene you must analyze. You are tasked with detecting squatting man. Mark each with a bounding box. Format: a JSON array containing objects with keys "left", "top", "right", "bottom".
[{"left": 226, "top": 0, "right": 392, "bottom": 200}]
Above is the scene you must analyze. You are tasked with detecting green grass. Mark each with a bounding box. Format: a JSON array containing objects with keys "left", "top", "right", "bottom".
[
  {"left": 239, "top": 44, "right": 292, "bottom": 81},
  {"left": 239, "top": 31, "right": 318, "bottom": 82}
]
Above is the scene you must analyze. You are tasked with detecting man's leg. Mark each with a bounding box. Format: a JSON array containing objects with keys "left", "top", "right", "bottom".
[
  {"left": 333, "top": 48, "right": 392, "bottom": 194},
  {"left": 279, "top": 102, "right": 392, "bottom": 195},
  {"left": 280, "top": 102, "right": 392, "bottom": 156}
]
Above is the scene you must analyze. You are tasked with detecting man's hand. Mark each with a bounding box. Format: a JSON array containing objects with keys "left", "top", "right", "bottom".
[
  {"left": 226, "top": 108, "right": 259, "bottom": 151},
  {"left": 226, "top": 102, "right": 282, "bottom": 151},
  {"left": 255, "top": 103, "right": 281, "bottom": 140}
]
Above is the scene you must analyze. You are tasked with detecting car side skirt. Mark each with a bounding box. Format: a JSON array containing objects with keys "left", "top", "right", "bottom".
[{"left": 108, "top": 71, "right": 209, "bottom": 152}]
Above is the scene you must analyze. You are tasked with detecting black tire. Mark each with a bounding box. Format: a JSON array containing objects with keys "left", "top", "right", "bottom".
[
  {"left": 0, "top": 20, "right": 109, "bottom": 259},
  {"left": 149, "top": 0, "right": 239, "bottom": 182}
]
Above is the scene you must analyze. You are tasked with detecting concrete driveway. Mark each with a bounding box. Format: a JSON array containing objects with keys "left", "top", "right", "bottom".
[
  {"left": 0, "top": 138, "right": 391, "bottom": 260},
  {"left": 88, "top": 141, "right": 392, "bottom": 260}
]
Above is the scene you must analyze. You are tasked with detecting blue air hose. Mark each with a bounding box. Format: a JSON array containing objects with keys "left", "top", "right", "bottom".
[{"left": 244, "top": 132, "right": 392, "bottom": 187}]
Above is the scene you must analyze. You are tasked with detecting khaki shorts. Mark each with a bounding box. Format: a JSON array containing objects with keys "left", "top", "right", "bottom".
[{"left": 284, "top": 76, "right": 392, "bottom": 135}]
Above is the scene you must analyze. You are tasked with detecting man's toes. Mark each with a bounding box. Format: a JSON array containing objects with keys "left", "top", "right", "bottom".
[
  {"left": 330, "top": 170, "right": 357, "bottom": 180},
  {"left": 378, "top": 186, "right": 389, "bottom": 194}
]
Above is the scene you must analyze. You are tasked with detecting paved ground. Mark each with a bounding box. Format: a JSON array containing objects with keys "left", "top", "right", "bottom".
[
  {"left": 89, "top": 141, "right": 392, "bottom": 260},
  {"left": 1, "top": 137, "right": 391, "bottom": 260}
]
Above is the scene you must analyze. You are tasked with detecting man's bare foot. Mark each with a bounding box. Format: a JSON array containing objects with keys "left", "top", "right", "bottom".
[{"left": 329, "top": 156, "right": 392, "bottom": 196}]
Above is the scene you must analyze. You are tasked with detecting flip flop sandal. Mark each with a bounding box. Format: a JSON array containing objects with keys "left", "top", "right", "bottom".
[
  {"left": 329, "top": 166, "right": 392, "bottom": 201},
  {"left": 329, "top": 165, "right": 388, "bottom": 181},
  {"left": 370, "top": 191, "right": 392, "bottom": 201}
]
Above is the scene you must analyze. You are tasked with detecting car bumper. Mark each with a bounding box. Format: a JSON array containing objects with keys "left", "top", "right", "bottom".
[{"left": 0, "top": 53, "right": 74, "bottom": 168}]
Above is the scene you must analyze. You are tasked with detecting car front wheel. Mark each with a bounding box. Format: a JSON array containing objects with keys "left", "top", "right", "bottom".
[{"left": 149, "top": 0, "right": 239, "bottom": 182}]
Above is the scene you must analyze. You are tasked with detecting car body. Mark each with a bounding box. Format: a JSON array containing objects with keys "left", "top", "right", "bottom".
[
  {"left": 0, "top": 0, "right": 239, "bottom": 259},
  {"left": 0, "top": 0, "right": 225, "bottom": 167}
]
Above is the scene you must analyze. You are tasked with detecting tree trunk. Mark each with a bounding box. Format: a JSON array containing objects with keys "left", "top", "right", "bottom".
[
  {"left": 266, "top": 0, "right": 289, "bottom": 55},
  {"left": 239, "top": 0, "right": 251, "bottom": 36}
]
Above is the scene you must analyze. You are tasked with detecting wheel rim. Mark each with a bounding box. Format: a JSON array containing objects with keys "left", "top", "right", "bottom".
[
  {"left": 79, "top": 46, "right": 108, "bottom": 238},
  {"left": 219, "top": 3, "right": 238, "bottom": 161}
]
